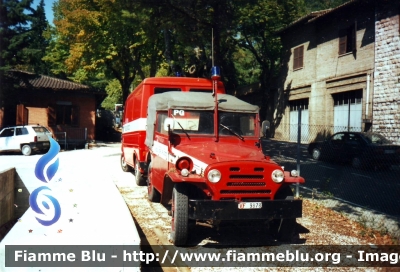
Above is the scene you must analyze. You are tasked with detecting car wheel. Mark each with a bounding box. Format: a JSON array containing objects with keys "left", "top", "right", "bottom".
[
  {"left": 269, "top": 186, "right": 296, "bottom": 242},
  {"left": 169, "top": 183, "right": 189, "bottom": 246},
  {"left": 21, "top": 144, "right": 32, "bottom": 156},
  {"left": 134, "top": 160, "right": 146, "bottom": 186},
  {"left": 147, "top": 163, "right": 160, "bottom": 202},
  {"left": 312, "top": 148, "right": 321, "bottom": 160},
  {"left": 120, "top": 154, "right": 132, "bottom": 172},
  {"left": 351, "top": 157, "right": 362, "bottom": 169}
]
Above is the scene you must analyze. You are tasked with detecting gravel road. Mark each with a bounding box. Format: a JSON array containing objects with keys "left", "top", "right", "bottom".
[{"left": 96, "top": 144, "right": 399, "bottom": 272}]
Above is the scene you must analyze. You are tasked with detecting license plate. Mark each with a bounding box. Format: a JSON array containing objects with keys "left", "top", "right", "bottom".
[
  {"left": 384, "top": 150, "right": 395, "bottom": 154},
  {"left": 238, "top": 202, "right": 262, "bottom": 209},
  {"left": 43, "top": 143, "right": 49, "bottom": 146}
]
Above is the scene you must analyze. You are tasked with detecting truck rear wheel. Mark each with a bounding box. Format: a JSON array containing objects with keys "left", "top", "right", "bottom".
[
  {"left": 134, "top": 160, "right": 146, "bottom": 186},
  {"left": 169, "top": 183, "right": 188, "bottom": 246},
  {"left": 147, "top": 163, "right": 160, "bottom": 202},
  {"left": 270, "top": 186, "right": 296, "bottom": 242},
  {"left": 121, "top": 154, "right": 132, "bottom": 172}
]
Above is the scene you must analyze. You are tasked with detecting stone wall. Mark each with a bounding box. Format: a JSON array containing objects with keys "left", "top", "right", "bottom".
[{"left": 373, "top": 3, "right": 400, "bottom": 144}]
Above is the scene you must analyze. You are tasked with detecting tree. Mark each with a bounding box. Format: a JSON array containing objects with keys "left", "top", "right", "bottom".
[
  {"left": 140, "top": 0, "right": 240, "bottom": 92},
  {"left": 0, "top": 0, "right": 34, "bottom": 110},
  {"left": 24, "top": 0, "right": 50, "bottom": 74},
  {"left": 51, "top": 0, "right": 164, "bottom": 103},
  {"left": 101, "top": 79, "right": 122, "bottom": 111},
  {"left": 231, "top": 0, "right": 306, "bottom": 120},
  {"left": 304, "top": 0, "right": 349, "bottom": 12}
]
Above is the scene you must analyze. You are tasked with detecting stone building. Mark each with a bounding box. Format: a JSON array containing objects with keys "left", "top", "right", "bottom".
[{"left": 275, "top": 0, "right": 400, "bottom": 144}]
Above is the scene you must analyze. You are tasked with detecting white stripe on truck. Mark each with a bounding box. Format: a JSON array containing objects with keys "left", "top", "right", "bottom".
[
  {"left": 152, "top": 141, "right": 208, "bottom": 176},
  {"left": 123, "top": 118, "right": 147, "bottom": 133}
]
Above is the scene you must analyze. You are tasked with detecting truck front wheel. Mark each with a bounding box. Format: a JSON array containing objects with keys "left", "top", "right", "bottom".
[
  {"left": 169, "top": 184, "right": 188, "bottom": 246},
  {"left": 270, "top": 186, "right": 296, "bottom": 242}
]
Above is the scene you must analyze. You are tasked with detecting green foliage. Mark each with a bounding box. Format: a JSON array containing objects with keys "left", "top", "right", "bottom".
[
  {"left": 0, "top": 0, "right": 35, "bottom": 69},
  {"left": 2, "top": 0, "right": 316, "bottom": 113},
  {"left": 24, "top": 0, "right": 50, "bottom": 74},
  {"left": 304, "top": 0, "right": 349, "bottom": 13},
  {"left": 101, "top": 79, "right": 122, "bottom": 111}
]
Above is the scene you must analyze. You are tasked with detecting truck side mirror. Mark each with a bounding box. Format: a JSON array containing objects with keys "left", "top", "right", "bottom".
[
  {"left": 261, "top": 120, "right": 270, "bottom": 137},
  {"left": 164, "top": 118, "right": 175, "bottom": 132}
]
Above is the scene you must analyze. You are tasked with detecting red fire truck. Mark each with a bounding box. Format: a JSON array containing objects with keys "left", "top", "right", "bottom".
[
  {"left": 121, "top": 75, "right": 305, "bottom": 246},
  {"left": 121, "top": 77, "right": 225, "bottom": 185}
]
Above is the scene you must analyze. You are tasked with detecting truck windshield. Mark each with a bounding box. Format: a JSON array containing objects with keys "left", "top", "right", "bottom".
[{"left": 171, "top": 110, "right": 256, "bottom": 137}]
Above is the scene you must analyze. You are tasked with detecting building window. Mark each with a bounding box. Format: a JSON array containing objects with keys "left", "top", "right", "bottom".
[
  {"left": 339, "top": 23, "right": 357, "bottom": 55},
  {"left": 293, "top": 46, "right": 304, "bottom": 70},
  {"left": 56, "top": 105, "right": 79, "bottom": 126}
]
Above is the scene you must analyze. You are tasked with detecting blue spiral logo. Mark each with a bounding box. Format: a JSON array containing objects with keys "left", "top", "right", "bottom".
[
  {"left": 30, "top": 137, "right": 62, "bottom": 226},
  {"left": 29, "top": 186, "right": 61, "bottom": 226}
]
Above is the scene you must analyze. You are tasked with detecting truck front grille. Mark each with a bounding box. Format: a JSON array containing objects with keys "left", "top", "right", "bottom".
[
  {"left": 227, "top": 182, "right": 265, "bottom": 187},
  {"left": 229, "top": 175, "right": 264, "bottom": 179}
]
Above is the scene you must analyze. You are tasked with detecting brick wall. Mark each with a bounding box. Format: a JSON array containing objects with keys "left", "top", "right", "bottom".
[
  {"left": 373, "top": 3, "right": 400, "bottom": 144},
  {"left": 18, "top": 91, "right": 97, "bottom": 141},
  {"left": 26, "top": 107, "right": 48, "bottom": 126}
]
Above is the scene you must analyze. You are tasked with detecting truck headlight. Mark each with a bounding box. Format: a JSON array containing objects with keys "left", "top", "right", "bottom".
[
  {"left": 290, "top": 169, "right": 299, "bottom": 177},
  {"left": 207, "top": 169, "right": 221, "bottom": 183},
  {"left": 271, "top": 169, "right": 284, "bottom": 183}
]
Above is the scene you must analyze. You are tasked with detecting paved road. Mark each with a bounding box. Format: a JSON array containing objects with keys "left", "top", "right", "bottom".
[
  {"left": 262, "top": 139, "right": 400, "bottom": 218},
  {"left": 0, "top": 144, "right": 140, "bottom": 272}
]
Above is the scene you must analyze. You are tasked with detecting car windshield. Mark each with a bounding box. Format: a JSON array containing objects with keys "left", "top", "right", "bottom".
[
  {"left": 170, "top": 110, "right": 256, "bottom": 137},
  {"left": 363, "top": 133, "right": 392, "bottom": 144}
]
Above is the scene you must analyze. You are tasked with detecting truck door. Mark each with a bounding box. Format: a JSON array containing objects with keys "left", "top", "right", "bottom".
[{"left": 151, "top": 112, "right": 170, "bottom": 189}]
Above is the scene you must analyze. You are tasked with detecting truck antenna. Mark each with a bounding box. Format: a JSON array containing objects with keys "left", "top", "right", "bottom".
[
  {"left": 211, "top": 28, "right": 221, "bottom": 142},
  {"left": 212, "top": 28, "right": 214, "bottom": 67}
]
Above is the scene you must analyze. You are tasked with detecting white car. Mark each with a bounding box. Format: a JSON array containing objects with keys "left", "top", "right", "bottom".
[{"left": 0, "top": 125, "right": 53, "bottom": 156}]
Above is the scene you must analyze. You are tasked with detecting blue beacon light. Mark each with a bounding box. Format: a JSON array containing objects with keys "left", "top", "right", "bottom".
[{"left": 211, "top": 66, "right": 220, "bottom": 80}]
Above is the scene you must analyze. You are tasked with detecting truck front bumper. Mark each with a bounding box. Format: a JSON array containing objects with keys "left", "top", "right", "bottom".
[{"left": 188, "top": 199, "right": 302, "bottom": 221}]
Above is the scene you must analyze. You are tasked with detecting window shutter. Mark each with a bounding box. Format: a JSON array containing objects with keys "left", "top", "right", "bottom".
[
  {"left": 48, "top": 105, "right": 56, "bottom": 127},
  {"left": 352, "top": 21, "right": 357, "bottom": 52},
  {"left": 71, "top": 106, "right": 80, "bottom": 127},
  {"left": 293, "top": 45, "right": 304, "bottom": 70},
  {"left": 339, "top": 35, "right": 347, "bottom": 55}
]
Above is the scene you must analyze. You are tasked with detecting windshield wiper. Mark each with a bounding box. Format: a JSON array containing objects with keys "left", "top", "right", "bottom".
[
  {"left": 219, "top": 124, "right": 244, "bottom": 141},
  {"left": 172, "top": 115, "right": 190, "bottom": 139}
]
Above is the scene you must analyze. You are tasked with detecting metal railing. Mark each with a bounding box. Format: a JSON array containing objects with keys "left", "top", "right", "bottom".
[{"left": 50, "top": 127, "right": 87, "bottom": 150}]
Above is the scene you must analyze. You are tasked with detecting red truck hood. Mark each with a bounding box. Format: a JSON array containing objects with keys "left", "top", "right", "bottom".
[{"left": 174, "top": 142, "right": 268, "bottom": 165}]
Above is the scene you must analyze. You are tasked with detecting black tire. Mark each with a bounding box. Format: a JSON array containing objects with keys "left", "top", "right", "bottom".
[
  {"left": 270, "top": 186, "right": 296, "bottom": 242},
  {"left": 134, "top": 160, "right": 146, "bottom": 186},
  {"left": 147, "top": 163, "right": 160, "bottom": 202},
  {"left": 21, "top": 144, "right": 32, "bottom": 156},
  {"left": 121, "top": 154, "right": 132, "bottom": 172},
  {"left": 170, "top": 183, "right": 189, "bottom": 246}
]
